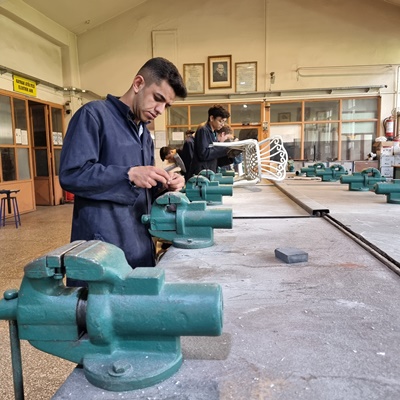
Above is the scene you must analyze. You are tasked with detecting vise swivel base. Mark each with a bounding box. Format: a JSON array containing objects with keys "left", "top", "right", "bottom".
[{"left": 0, "top": 240, "right": 223, "bottom": 391}]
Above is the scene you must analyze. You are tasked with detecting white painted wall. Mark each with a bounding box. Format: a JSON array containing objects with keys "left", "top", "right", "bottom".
[{"left": 1, "top": 0, "right": 400, "bottom": 118}]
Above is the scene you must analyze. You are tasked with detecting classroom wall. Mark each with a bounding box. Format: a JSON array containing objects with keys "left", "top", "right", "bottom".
[{"left": 1, "top": 0, "right": 400, "bottom": 122}]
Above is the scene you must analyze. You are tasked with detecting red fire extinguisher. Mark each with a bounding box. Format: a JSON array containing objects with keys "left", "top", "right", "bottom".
[{"left": 383, "top": 115, "right": 395, "bottom": 140}]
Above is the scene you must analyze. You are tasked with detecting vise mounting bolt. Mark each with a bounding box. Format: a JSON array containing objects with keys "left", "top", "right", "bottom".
[
  {"left": 0, "top": 240, "right": 223, "bottom": 391},
  {"left": 142, "top": 192, "right": 232, "bottom": 248}
]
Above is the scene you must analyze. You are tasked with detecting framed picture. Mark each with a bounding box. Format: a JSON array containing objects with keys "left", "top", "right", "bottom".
[
  {"left": 208, "top": 55, "right": 232, "bottom": 89},
  {"left": 183, "top": 63, "right": 205, "bottom": 94},
  {"left": 278, "top": 112, "right": 291, "bottom": 122},
  {"left": 235, "top": 62, "right": 257, "bottom": 92}
]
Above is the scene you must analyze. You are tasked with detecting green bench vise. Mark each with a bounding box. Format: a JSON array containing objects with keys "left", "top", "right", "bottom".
[
  {"left": 217, "top": 168, "right": 236, "bottom": 177},
  {"left": 0, "top": 240, "right": 223, "bottom": 392},
  {"left": 142, "top": 192, "right": 232, "bottom": 248},
  {"left": 296, "top": 162, "right": 326, "bottom": 177},
  {"left": 315, "top": 164, "right": 348, "bottom": 182},
  {"left": 340, "top": 168, "right": 386, "bottom": 191},
  {"left": 184, "top": 175, "right": 233, "bottom": 204},
  {"left": 373, "top": 180, "right": 400, "bottom": 204},
  {"left": 198, "top": 169, "right": 234, "bottom": 185}
]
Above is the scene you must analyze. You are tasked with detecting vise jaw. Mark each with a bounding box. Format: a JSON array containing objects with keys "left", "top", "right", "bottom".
[
  {"left": 142, "top": 192, "right": 233, "bottom": 249},
  {"left": 0, "top": 240, "right": 223, "bottom": 391},
  {"left": 184, "top": 174, "right": 233, "bottom": 204},
  {"left": 198, "top": 169, "right": 235, "bottom": 185}
]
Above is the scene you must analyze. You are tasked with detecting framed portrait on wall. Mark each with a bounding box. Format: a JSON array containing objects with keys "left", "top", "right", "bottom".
[
  {"left": 208, "top": 55, "right": 232, "bottom": 89},
  {"left": 235, "top": 62, "right": 257, "bottom": 92},
  {"left": 278, "top": 112, "right": 291, "bottom": 122},
  {"left": 183, "top": 63, "right": 205, "bottom": 94}
]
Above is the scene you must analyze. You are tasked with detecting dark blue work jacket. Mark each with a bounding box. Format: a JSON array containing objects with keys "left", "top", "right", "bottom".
[
  {"left": 188, "top": 123, "right": 229, "bottom": 177},
  {"left": 59, "top": 95, "right": 157, "bottom": 271}
]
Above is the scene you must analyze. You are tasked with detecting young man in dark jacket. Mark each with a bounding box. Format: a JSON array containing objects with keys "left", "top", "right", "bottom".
[
  {"left": 188, "top": 104, "right": 232, "bottom": 176},
  {"left": 59, "top": 57, "right": 187, "bottom": 286}
]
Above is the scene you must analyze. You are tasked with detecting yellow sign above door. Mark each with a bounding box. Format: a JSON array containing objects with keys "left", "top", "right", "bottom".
[{"left": 13, "top": 75, "right": 37, "bottom": 97}]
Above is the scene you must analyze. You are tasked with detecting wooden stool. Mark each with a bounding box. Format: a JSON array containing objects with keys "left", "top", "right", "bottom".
[{"left": 0, "top": 195, "right": 21, "bottom": 228}]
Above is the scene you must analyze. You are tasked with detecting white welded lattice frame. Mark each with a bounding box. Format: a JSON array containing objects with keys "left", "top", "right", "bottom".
[{"left": 213, "top": 136, "right": 288, "bottom": 185}]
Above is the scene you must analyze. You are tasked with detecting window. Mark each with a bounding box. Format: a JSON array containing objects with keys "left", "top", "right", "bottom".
[
  {"left": 1, "top": 148, "right": 16, "bottom": 181},
  {"left": 0, "top": 94, "right": 32, "bottom": 181},
  {"left": 271, "top": 97, "right": 378, "bottom": 161},
  {"left": 167, "top": 96, "right": 379, "bottom": 161},
  {"left": 0, "top": 95, "right": 13, "bottom": 145}
]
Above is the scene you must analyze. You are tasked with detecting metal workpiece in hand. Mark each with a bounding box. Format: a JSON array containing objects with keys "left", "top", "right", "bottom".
[
  {"left": 213, "top": 136, "right": 288, "bottom": 185},
  {"left": 142, "top": 192, "right": 233, "bottom": 248},
  {"left": 0, "top": 240, "right": 223, "bottom": 392}
]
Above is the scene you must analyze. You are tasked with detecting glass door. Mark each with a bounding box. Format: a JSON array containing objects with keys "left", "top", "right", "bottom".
[{"left": 29, "top": 102, "right": 64, "bottom": 205}]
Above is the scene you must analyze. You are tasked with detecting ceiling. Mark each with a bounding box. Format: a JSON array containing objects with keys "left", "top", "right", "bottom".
[
  {"left": 20, "top": 0, "right": 400, "bottom": 36},
  {"left": 23, "top": 0, "right": 148, "bottom": 35}
]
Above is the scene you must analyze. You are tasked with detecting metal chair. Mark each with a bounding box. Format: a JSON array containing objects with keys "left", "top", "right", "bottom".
[{"left": 213, "top": 136, "right": 288, "bottom": 186}]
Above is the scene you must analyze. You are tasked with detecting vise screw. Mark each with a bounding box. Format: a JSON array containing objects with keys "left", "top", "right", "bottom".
[
  {"left": 142, "top": 192, "right": 232, "bottom": 248},
  {"left": 340, "top": 168, "right": 386, "bottom": 191},
  {"left": 0, "top": 240, "right": 223, "bottom": 392},
  {"left": 373, "top": 180, "right": 400, "bottom": 204},
  {"left": 184, "top": 174, "right": 233, "bottom": 204}
]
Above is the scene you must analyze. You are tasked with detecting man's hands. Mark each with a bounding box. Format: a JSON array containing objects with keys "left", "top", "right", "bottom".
[{"left": 128, "top": 166, "right": 185, "bottom": 191}]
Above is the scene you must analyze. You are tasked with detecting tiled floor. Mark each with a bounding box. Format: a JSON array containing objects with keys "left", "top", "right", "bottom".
[{"left": 0, "top": 204, "right": 76, "bottom": 400}]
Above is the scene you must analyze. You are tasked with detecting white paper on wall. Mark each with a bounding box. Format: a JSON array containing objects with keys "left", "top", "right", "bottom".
[
  {"left": 21, "top": 130, "right": 28, "bottom": 145},
  {"left": 15, "top": 129, "right": 22, "bottom": 144}
]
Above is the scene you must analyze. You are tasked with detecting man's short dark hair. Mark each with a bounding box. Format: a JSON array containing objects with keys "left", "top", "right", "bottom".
[
  {"left": 217, "top": 125, "right": 233, "bottom": 135},
  {"left": 160, "top": 146, "right": 173, "bottom": 161},
  {"left": 138, "top": 57, "right": 187, "bottom": 98},
  {"left": 207, "top": 104, "right": 230, "bottom": 121}
]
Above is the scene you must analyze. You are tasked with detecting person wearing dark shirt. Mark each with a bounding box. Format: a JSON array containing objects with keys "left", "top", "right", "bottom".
[
  {"left": 217, "top": 125, "right": 235, "bottom": 172},
  {"left": 181, "top": 130, "right": 195, "bottom": 180},
  {"left": 188, "top": 104, "right": 232, "bottom": 176},
  {"left": 159, "top": 130, "right": 194, "bottom": 181},
  {"left": 59, "top": 57, "right": 187, "bottom": 286}
]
